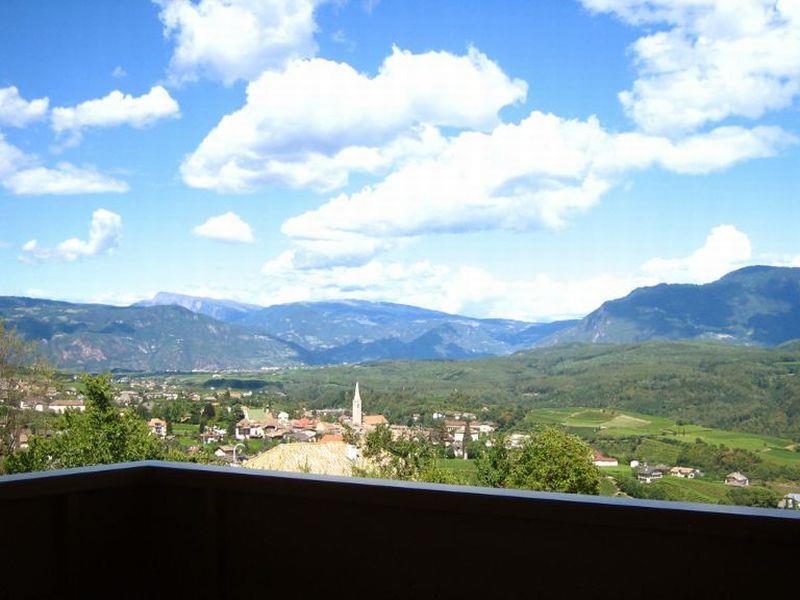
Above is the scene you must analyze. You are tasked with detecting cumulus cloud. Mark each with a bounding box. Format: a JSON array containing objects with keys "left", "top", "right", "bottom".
[
  {"left": 192, "top": 211, "right": 255, "bottom": 243},
  {"left": 256, "top": 224, "right": 766, "bottom": 321},
  {"left": 581, "top": 0, "right": 800, "bottom": 134},
  {"left": 156, "top": 0, "right": 321, "bottom": 85},
  {"left": 0, "top": 133, "right": 34, "bottom": 180},
  {"left": 275, "top": 112, "right": 790, "bottom": 267},
  {"left": 51, "top": 86, "right": 180, "bottom": 144},
  {"left": 4, "top": 163, "right": 130, "bottom": 195},
  {"left": 0, "top": 134, "right": 128, "bottom": 194},
  {"left": 21, "top": 209, "right": 123, "bottom": 263},
  {"left": 0, "top": 86, "right": 49, "bottom": 127},
  {"left": 180, "top": 46, "right": 527, "bottom": 192},
  {"left": 261, "top": 258, "right": 642, "bottom": 321},
  {"left": 641, "top": 224, "right": 753, "bottom": 283}
]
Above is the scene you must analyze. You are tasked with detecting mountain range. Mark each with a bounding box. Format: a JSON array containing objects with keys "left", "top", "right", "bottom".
[
  {"left": 3, "top": 265, "right": 800, "bottom": 371},
  {"left": 550, "top": 266, "right": 800, "bottom": 346}
]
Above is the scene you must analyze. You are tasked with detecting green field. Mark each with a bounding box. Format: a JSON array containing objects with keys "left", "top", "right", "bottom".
[
  {"left": 526, "top": 407, "right": 800, "bottom": 468},
  {"left": 598, "top": 477, "right": 618, "bottom": 497},
  {"left": 436, "top": 458, "right": 478, "bottom": 484},
  {"left": 647, "top": 476, "right": 732, "bottom": 504},
  {"left": 171, "top": 423, "right": 199, "bottom": 448}
]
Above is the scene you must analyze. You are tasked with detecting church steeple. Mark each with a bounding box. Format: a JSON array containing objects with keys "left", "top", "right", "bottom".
[{"left": 352, "top": 382, "right": 362, "bottom": 427}]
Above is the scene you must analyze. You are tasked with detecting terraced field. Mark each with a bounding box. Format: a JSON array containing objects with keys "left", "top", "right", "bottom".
[{"left": 527, "top": 407, "right": 800, "bottom": 468}]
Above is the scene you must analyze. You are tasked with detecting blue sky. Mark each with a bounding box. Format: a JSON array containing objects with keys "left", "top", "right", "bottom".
[{"left": 1, "top": 0, "right": 798, "bottom": 321}]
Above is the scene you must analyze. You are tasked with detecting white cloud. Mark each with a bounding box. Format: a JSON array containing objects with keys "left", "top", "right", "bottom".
[
  {"left": 0, "top": 134, "right": 128, "bottom": 194},
  {"left": 642, "top": 224, "right": 753, "bottom": 283},
  {"left": 192, "top": 211, "right": 255, "bottom": 243},
  {"left": 256, "top": 224, "right": 767, "bottom": 321},
  {"left": 21, "top": 209, "right": 123, "bottom": 263},
  {"left": 180, "top": 47, "right": 527, "bottom": 192},
  {"left": 0, "top": 133, "right": 34, "bottom": 180},
  {"left": 276, "top": 112, "right": 790, "bottom": 267},
  {"left": 111, "top": 66, "right": 128, "bottom": 79},
  {"left": 4, "top": 163, "right": 130, "bottom": 195},
  {"left": 0, "top": 86, "right": 49, "bottom": 127},
  {"left": 51, "top": 86, "right": 179, "bottom": 143},
  {"left": 581, "top": 0, "right": 800, "bottom": 134},
  {"left": 156, "top": 0, "right": 321, "bottom": 85},
  {"left": 258, "top": 255, "right": 642, "bottom": 321}
]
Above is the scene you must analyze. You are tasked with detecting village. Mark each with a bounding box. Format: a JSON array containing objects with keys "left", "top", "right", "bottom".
[{"left": 7, "top": 374, "right": 800, "bottom": 510}]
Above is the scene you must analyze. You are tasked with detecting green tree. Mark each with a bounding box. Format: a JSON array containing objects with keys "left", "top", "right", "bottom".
[
  {"left": 476, "top": 428, "right": 600, "bottom": 495},
  {"left": 475, "top": 435, "right": 511, "bottom": 488},
  {"left": 727, "top": 486, "right": 781, "bottom": 508},
  {"left": 5, "top": 374, "right": 164, "bottom": 474},
  {"left": 202, "top": 402, "right": 216, "bottom": 419},
  {"left": 360, "top": 424, "right": 458, "bottom": 483},
  {"left": 507, "top": 427, "right": 600, "bottom": 494},
  {"left": 0, "top": 320, "right": 49, "bottom": 468}
]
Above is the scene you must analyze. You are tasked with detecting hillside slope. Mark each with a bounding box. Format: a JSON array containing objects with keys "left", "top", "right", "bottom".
[
  {"left": 548, "top": 266, "right": 800, "bottom": 346},
  {"left": 238, "top": 341, "right": 800, "bottom": 439},
  {"left": 0, "top": 297, "right": 303, "bottom": 371}
]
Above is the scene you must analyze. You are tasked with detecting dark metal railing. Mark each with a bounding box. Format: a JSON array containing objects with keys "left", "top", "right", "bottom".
[{"left": 1, "top": 461, "right": 798, "bottom": 599}]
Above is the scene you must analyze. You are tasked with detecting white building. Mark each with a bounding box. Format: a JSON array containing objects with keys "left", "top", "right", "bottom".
[
  {"left": 669, "top": 466, "right": 700, "bottom": 479},
  {"left": 593, "top": 451, "right": 619, "bottom": 468},
  {"left": 725, "top": 472, "right": 749, "bottom": 487},
  {"left": 352, "top": 382, "right": 362, "bottom": 427},
  {"left": 48, "top": 399, "right": 85, "bottom": 414},
  {"left": 235, "top": 419, "right": 265, "bottom": 440}
]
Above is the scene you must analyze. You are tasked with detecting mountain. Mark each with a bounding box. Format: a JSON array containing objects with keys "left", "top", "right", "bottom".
[
  {"left": 0, "top": 297, "right": 303, "bottom": 371},
  {"left": 135, "top": 292, "right": 261, "bottom": 323},
  {"left": 548, "top": 266, "right": 800, "bottom": 346},
  {"left": 139, "top": 294, "right": 578, "bottom": 361}
]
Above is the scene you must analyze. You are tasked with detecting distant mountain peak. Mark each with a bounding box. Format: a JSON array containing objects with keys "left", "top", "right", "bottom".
[{"left": 548, "top": 265, "right": 800, "bottom": 347}]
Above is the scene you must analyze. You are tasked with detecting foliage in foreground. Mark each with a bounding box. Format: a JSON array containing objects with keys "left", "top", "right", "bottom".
[
  {"left": 358, "top": 425, "right": 462, "bottom": 485},
  {"left": 5, "top": 375, "right": 165, "bottom": 474},
  {"left": 476, "top": 427, "right": 601, "bottom": 495},
  {"left": 0, "top": 320, "right": 50, "bottom": 461}
]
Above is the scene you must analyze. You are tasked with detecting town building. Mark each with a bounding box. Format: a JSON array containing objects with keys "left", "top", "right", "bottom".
[
  {"left": 778, "top": 493, "right": 800, "bottom": 510},
  {"left": 200, "top": 430, "right": 223, "bottom": 445},
  {"left": 214, "top": 445, "right": 246, "bottom": 464},
  {"left": 362, "top": 414, "right": 388, "bottom": 430},
  {"left": 147, "top": 418, "right": 167, "bottom": 438},
  {"left": 507, "top": 433, "right": 529, "bottom": 449},
  {"left": 725, "top": 472, "right": 750, "bottom": 487},
  {"left": 592, "top": 450, "right": 619, "bottom": 468},
  {"left": 48, "top": 399, "right": 85, "bottom": 414},
  {"left": 637, "top": 466, "right": 664, "bottom": 484},
  {"left": 19, "top": 398, "right": 47, "bottom": 412},
  {"left": 669, "top": 466, "right": 701, "bottom": 479},
  {"left": 235, "top": 419, "right": 264, "bottom": 440}
]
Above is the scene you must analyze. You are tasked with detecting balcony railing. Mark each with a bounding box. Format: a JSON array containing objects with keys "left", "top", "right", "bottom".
[{"left": 1, "top": 461, "right": 798, "bottom": 599}]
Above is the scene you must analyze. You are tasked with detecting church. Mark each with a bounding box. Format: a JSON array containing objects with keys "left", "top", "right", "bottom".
[{"left": 350, "top": 382, "right": 388, "bottom": 431}]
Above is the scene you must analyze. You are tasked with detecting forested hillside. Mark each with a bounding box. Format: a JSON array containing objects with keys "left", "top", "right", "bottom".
[{"left": 207, "top": 342, "right": 800, "bottom": 440}]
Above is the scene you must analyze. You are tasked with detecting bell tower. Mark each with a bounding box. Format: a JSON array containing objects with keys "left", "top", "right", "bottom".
[{"left": 352, "top": 382, "right": 362, "bottom": 427}]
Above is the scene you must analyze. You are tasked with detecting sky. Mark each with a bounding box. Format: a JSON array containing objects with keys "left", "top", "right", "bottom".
[{"left": 0, "top": 0, "right": 798, "bottom": 322}]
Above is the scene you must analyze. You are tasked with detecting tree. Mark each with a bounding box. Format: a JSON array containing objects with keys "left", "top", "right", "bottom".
[
  {"left": 202, "top": 402, "right": 216, "bottom": 419},
  {"left": 5, "top": 374, "right": 165, "bottom": 474},
  {"left": 476, "top": 428, "right": 600, "bottom": 495},
  {"left": 727, "top": 486, "right": 781, "bottom": 508},
  {"left": 507, "top": 427, "right": 600, "bottom": 494},
  {"left": 0, "top": 320, "right": 49, "bottom": 467},
  {"left": 360, "top": 424, "right": 460, "bottom": 483},
  {"left": 475, "top": 435, "right": 511, "bottom": 488}
]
